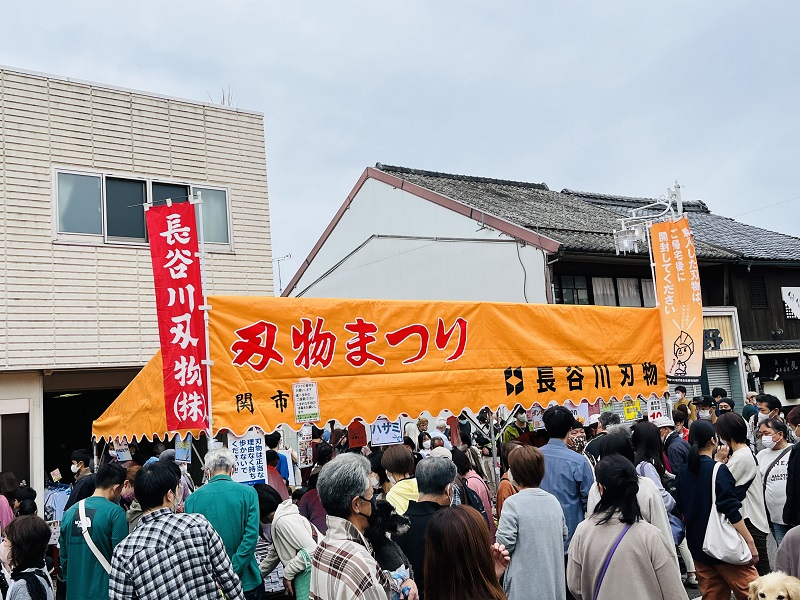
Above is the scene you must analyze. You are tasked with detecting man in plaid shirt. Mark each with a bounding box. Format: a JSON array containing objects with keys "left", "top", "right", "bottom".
[
  {"left": 109, "top": 461, "right": 244, "bottom": 600},
  {"left": 311, "top": 453, "right": 418, "bottom": 600}
]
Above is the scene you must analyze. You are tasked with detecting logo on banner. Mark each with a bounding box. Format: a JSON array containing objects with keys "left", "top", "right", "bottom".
[
  {"left": 146, "top": 201, "right": 209, "bottom": 431},
  {"left": 650, "top": 216, "right": 703, "bottom": 385}
]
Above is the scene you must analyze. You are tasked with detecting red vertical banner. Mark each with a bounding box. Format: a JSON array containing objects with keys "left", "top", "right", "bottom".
[
  {"left": 650, "top": 216, "right": 703, "bottom": 385},
  {"left": 145, "top": 202, "right": 209, "bottom": 432}
]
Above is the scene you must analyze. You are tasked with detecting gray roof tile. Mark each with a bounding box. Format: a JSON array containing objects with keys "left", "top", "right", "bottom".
[{"left": 377, "top": 164, "right": 780, "bottom": 261}]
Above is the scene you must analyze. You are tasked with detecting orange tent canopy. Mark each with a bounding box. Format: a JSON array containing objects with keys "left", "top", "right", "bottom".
[{"left": 93, "top": 296, "right": 667, "bottom": 441}]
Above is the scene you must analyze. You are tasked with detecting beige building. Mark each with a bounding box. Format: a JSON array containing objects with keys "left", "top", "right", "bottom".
[{"left": 0, "top": 66, "right": 273, "bottom": 501}]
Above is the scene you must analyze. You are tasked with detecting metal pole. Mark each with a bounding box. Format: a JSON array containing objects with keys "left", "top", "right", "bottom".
[
  {"left": 489, "top": 409, "right": 500, "bottom": 489},
  {"left": 193, "top": 191, "right": 215, "bottom": 443}
]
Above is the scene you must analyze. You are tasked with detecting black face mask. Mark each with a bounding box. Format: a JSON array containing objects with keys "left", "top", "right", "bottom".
[
  {"left": 717, "top": 408, "right": 732, "bottom": 416},
  {"left": 362, "top": 496, "right": 382, "bottom": 540}
]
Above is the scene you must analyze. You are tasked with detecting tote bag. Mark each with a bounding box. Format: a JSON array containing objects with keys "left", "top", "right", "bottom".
[{"left": 702, "top": 462, "right": 752, "bottom": 565}]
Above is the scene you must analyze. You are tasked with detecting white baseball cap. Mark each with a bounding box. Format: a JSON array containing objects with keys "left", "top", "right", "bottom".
[
  {"left": 587, "top": 414, "right": 601, "bottom": 427},
  {"left": 652, "top": 416, "right": 675, "bottom": 429}
]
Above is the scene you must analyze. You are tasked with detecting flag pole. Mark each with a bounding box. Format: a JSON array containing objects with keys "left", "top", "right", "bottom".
[{"left": 192, "top": 191, "right": 215, "bottom": 443}]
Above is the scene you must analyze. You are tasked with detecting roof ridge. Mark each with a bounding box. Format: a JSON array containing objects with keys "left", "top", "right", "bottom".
[
  {"left": 563, "top": 188, "right": 710, "bottom": 213},
  {"left": 376, "top": 163, "right": 550, "bottom": 191}
]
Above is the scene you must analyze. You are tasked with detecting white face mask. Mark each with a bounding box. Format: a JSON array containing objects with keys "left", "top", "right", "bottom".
[
  {"left": 387, "top": 474, "right": 397, "bottom": 485},
  {"left": 698, "top": 410, "right": 711, "bottom": 421},
  {"left": 422, "top": 440, "right": 431, "bottom": 450},
  {"left": 517, "top": 413, "right": 528, "bottom": 424},
  {"left": 507, "top": 469, "right": 514, "bottom": 483},
  {"left": 369, "top": 474, "right": 380, "bottom": 489},
  {"left": 762, "top": 435, "right": 777, "bottom": 450},
  {"left": 70, "top": 463, "right": 80, "bottom": 474},
  {"left": 758, "top": 412, "right": 770, "bottom": 425}
]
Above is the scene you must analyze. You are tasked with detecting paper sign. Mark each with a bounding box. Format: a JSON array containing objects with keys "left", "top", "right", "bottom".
[
  {"left": 228, "top": 429, "right": 267, "bottom": 485},
  {"left": 114, "top": 438, "right": 133, "bottom": 462},
  {"left": 175, "top": 433, "right": 192, "bottom": 463},
  {"left": 567, "top": 401, "right": 590, "bottom": 425},
  {"left": 278, "top": 450, "right": 296, "bottom": 487},
  {"left": 370, "top": 417, "right": 403, "bottom": 446},
  {"left": 50, "top": 469, "right": 62, "bottom": 483},
  {"left": 648, "top": 398, "right": 666, "bottom": 421},
  {"left": 530, "top": 405, "right": 545, "bottom": 430},
  {"left": 293, "top": 381, "right": 320, "bottom": 423},
  {"left": 348, "top": 420, "right": 368, "bottom": 448},
  {"left": 622, "top": 398, "right": 643, "bottom": 422},
  {"left": 298, "top": 425, "right": 313, "bottom": 469}
]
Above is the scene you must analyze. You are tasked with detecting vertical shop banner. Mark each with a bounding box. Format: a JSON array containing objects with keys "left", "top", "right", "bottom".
[
  {"left": 146, "top": 202, "right": 209, "bottom": 432},
  {"left": 650, "top": 216, "right": 703, "bottom": 385}
]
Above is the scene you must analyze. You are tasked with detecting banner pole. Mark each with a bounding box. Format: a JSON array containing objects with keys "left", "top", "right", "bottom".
[
  {"left": 194, "top": 191, "right": 215, "bottom": 443},
  {"left": 489, "top": 409, "right": 500, "bottom": 489}
]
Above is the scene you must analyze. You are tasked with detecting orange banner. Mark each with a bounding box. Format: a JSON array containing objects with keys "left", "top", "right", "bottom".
[
  {"left": 206, "top": 296, "right": 666, "bottom": 435},
  {"left": 650, "top": 216, "right": 703, "bottom": 385}
]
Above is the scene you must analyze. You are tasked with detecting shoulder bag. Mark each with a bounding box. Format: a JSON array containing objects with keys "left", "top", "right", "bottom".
[
  {"left": 762, "top": 446, "right": 792, "bottom": 522},
  {"left": 593, "top": 523, "right": 632, "bottom": 600},
  {"left": 702, "top": 462, "right": 752, "bottom": 565},
  {"left": 78, "top": 500, "right": 112, "bottom": 574}
]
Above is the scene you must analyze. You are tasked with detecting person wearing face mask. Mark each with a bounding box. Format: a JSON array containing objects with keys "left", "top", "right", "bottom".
[
  {"left": 654, "top": 416, "right": 691, "bottom": 476},
  {"left": 382, "top": 446, "right": 419, "bottom": 516},
  {"left": 502, "top": 407, "right": 532, "bottom": 445},
  {"left": 712, "top": 388, "right": 732, "bottom": 416},
  {"left": 63, "top": 449, "right": 96, "bottom": 511},
  {"left": 692, "top": 395, "right": 717, "bottom": 424},
  {"left": 121, "top": 466, "right": 144, "bottom": 533},
  {"left": 566, "top": 423, "right": 587, "bottom": 455},
  {"left": 2, "top": 515, "right": 54, "bottom": 600},
  {"left": 395, "top": 457, "right": 455, "bottom": 600},
  {"left": 781, "top": 407, "right": 800, "bottom": 529},
  {"left": 311, "top": 453, "right": 419, "bottom": 600},
  {"left": 58, "top": 463, "right": 128, "bottom": 600},
  {"left": 417, "top": 433, "right": 433, "bottom": 457},
  {"left": 715, "top": 412, "right": 771, "bottom": 577},
  {"left": 185, "top": 447, "right": 263, "bottom": 600},
  {"left": 109, "top": 461, "right": 243, "bottom": 600},
  {"left": 258, "top": 484, "right": 318, "bottom": 600},
  {"left": 748, "top": 394, "right": 783, "bottom": 453},
  {"left": 755, "top": 418, "right": 793, "bottom": 547}
]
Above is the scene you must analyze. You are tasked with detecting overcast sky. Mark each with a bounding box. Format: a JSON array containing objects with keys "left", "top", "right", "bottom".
[{"left": 3, "top": 2, "right": 799, "bottom": 293}]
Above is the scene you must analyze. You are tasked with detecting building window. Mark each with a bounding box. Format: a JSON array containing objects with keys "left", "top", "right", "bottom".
[
  {"left": 556, "top": 275, "right": 590, "bottom": 305},
  {"left": 556, "top": 275, "right": 656, "bottom": 307},
  {"left": 748, "top": 275, "right": 769, "bottom": 308},
  {"left": 57, "top": 173, "right": 102, "bottom": 235},
  {"left": 55, "top": 169, "right": 232, "bottom": 249}
]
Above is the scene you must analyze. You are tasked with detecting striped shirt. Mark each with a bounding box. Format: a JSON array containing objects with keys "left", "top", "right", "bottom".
[{"left": 310, "top": 516, "right": 397, "bottom": 600}]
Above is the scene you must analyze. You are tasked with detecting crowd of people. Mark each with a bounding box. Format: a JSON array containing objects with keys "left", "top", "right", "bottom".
[{"left": 3, "top": 388, "right": 800, "bottom": 599}]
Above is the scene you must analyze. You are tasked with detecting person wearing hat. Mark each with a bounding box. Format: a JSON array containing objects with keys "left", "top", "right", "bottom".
[
  {"left": 653, "top": 415, "right": 691, "bottom": 476},
  {"left": 692, "top": 395, "right": 717, "bottom": 424},
  {"left": 502, "top": 406, "right": 533, "bottom": 445}
]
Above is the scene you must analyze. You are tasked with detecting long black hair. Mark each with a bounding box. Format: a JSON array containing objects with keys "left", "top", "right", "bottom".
[
  {"left": 687, "top": 419, "right": 716, "bottom": 475},
  {"left": 593, "top": 454, "right": 641, "bottom": 525},
  {"left": 632, "top": 421, "right": 666, "bottom": 478},
  {"left": 596, "top": 428, "right": 634, "bottom": 464}
]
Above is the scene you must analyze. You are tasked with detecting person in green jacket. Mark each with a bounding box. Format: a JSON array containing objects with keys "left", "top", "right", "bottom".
[
  {"left": 59, "top": 462, "right": 128, "bottom": 600},
  {"left": 185, "top": 447, "right": 263, "bottom": 599}
]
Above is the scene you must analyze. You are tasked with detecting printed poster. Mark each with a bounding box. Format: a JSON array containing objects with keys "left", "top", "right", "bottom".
[
  {"left": 175, "top": 433, "right": 192, "bottom": 463},
  {"left": 650, "top": 216, "right": 703, "bottom": 385},
  {"left": 293, "top": 381, "right": 320, "bottom": 423},
  {"left": 228, "top": 429, "right": 267, "bottom": 485},
  {"left": 370, "top": 417, "right": 403, "bottom": 446},
  {"left": 298, "top": 425, "right": 313, "bottom": 469}
]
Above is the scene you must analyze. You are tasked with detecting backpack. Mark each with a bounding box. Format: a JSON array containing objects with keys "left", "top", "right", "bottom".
[{"left": 458, "top": 476, "right": 491, "bottom": 528}]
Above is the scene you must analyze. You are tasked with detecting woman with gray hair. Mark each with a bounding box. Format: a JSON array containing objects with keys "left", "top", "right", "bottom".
[{"left": 310, "top": 453, "right": 419, "bottom": 600}]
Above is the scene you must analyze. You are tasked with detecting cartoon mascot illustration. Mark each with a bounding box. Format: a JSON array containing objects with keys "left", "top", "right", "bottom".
[{"left": 670, "top": 331, "right": 694, "bottom": 376}]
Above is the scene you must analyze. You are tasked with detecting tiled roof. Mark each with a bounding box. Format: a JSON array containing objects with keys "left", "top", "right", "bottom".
[
  {"left": 743, "top": 340, "right": 800, "bottom": 352},
  {"left": 376, "top": 164, "right": 800, "bottom": 262},
  {"left": 375, "top": 164, "right": 761, "bottom": 260}
]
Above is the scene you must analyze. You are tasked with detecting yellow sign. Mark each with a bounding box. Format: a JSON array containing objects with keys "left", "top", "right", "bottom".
[
  {"left": 94, "top": 297, "right": 668, "bottom": 439},
  {"left": 650, "top": 216, "right": 704, "bottom": 385}
]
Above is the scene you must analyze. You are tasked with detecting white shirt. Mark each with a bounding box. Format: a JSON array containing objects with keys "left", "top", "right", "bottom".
[
  {"left": 727, "top": 446, "right": 770, "bottom": 534},
  {"left": 757, "top": 444, "right": 793, "bottom": 525},
  {"left": 429, "top": 429, "right": 452, "bottom": 449}
]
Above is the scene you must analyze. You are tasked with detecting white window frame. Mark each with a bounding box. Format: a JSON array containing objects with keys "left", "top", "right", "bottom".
[{"left": 52, "top": 166, "right": 234, "bottom": 253}]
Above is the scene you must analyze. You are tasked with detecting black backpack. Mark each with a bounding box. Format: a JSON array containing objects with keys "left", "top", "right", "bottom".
[{"left": 458, "top": 476, "right": 491, "bottom": 528}]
